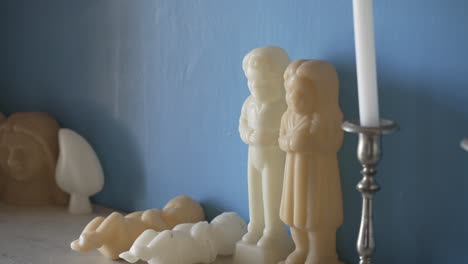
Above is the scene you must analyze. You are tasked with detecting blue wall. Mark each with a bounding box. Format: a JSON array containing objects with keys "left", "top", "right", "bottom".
[{"left": 1, "top": 0, "right": 468, "bottom": 263}]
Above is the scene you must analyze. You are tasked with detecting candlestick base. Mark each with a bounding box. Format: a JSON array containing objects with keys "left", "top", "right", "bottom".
[
  {"left": 232, "top": 239, "right": 293, "bottom": 264},
  {"left": 342, "top": 119, "right": 399, "bottom": 264}
]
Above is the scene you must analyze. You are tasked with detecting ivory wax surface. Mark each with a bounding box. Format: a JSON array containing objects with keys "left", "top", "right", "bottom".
[
  {"left": 120, "top": 212, "right": 247, "bottom": 264},
  {"left": 56, "top": 128, "right": 105, "bottom": 214},
  {"left": 279, "top": 60, "right": 343, "bottom": 264},
  {"left": 71, "top": 195, "right": 205, "bottom": 259},
  {"left": 234, "top": 46, "right": 293, "bottom": 264}
]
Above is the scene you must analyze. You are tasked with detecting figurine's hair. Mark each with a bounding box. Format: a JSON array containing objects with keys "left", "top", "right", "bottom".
[
  {"left": 0, "top": 112, "right": 60, "bottom": 172},
  {"left": 284, "top": 59, "right": 340, "bottom": 111},
  {"left": 242, "top": 46, "right": 290, "bottom": 76},
  {"left": 284, "top": 59, "right": 343, "bottom": 151}
]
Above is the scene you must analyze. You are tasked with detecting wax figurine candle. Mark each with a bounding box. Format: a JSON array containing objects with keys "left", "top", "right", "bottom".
[
  {"left": 0, "top": 112, "right": 68, "bottom": 206},
  {"left": 233, "top": 46, "right": 293, "bottom": 264},
  {"left": 71, "top": 195, "right": 205, "bottom": 259},
  {"left": 120, "top": 212, "right": 247, "bottom": 264},
  {"left": 279, "top": 60, "right": 344, "bottom": 264},
  {"left": 56, "top": 128, "right": 104, "bottom": 214},
  {"left": 353, "top": 0, "right": 380, "bottom": 127}
]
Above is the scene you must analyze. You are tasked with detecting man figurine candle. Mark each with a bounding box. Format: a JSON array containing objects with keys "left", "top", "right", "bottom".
[
  {"left": 233, "top": 46, "right": 293, "bottom": 264},
  {"left": 353, "top": 0, "right": 380, "bottom": 127},
  {"left": 279, "top": 60, "right": 343, "bottom": 264}
]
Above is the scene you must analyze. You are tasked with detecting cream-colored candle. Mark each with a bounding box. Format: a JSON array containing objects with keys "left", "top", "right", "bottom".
[
  {"left": 70, "top": 195, "right": 205, "bottom": 260},
  {"left": 278, "top": 60, "right": 343, "bottom": 264},
  {"left": 233, "top": 46, "right": 293, "bottom": 264},
  {"left": 353, "top": 0, "right": 380, "bottom": 127},
  {"left": 120, "top": 212, "right": 247, "bottom": 264}
]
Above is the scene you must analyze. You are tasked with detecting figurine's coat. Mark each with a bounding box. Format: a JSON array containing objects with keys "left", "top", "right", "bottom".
[{"left": 279, "top": 111, "right": 343, "bottom": 229}]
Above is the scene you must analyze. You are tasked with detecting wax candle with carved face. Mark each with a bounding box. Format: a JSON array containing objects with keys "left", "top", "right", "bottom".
[{"left": 0, "top": 112, "right": 67, "bottom": 206}]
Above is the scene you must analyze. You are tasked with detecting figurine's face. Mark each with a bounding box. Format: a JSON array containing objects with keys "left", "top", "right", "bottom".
[
  {"left": 285, "top": 76, "right": 317, "bottom": 115},
  {"left": 244, "top": 64, "right": 282, "bottom": 102},
  {"left": 0, "top": 132, "right": 47, "bottom": 181}
]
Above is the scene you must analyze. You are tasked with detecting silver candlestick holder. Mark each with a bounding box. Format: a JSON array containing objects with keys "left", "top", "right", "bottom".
[{"left": 342, "top": 119, "right": 399, "bottom": 264}]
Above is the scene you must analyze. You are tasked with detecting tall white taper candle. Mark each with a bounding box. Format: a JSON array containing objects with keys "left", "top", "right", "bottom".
[{"left": 353, "top": 0, "right": 380, "bottom": 127}]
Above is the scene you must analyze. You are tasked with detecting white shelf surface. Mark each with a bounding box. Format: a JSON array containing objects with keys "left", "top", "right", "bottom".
[{"left": 0, "top": 204, "right": 232, "bottom": 264}]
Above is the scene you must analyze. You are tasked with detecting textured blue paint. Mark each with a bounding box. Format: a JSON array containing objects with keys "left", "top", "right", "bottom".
[{"left": 1, "top": 0, "right": 468, "bottom": 263}]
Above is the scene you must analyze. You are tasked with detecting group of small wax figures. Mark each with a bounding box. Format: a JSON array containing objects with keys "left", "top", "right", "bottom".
[
  {"left": 0, "top": 46, "right": 343, "bottom": 264},
  {"left": 237, "top": 46, "right": 343, "bottom": 264}
]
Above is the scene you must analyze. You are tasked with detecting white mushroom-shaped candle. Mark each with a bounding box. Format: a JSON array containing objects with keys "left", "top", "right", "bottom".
[{"left": 56, "top": 128, "right": 104, "bottom": 214}]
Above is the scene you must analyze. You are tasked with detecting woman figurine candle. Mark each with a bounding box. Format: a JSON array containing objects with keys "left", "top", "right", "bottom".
[{"left": 279, "top": 60, "right": 343, "bottom": 264}]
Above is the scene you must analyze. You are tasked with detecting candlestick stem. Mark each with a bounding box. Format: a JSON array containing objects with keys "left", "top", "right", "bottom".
[{"left": 342, "top": 119, "right": 398, "bottom": 264}]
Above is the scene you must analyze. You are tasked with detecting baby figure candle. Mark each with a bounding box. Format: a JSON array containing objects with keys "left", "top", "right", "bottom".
[
  {"left": 120, "top": 212, "right": 247, "bottom": 264},
  {"left": 71, "top": 195, "right": 205, "bottom": 259},
  {"left": 233, "top": 46, "right": 293, "bottom": 264},
  {"left": 279, "top": 60, "right": 344, "bottom": 264}
]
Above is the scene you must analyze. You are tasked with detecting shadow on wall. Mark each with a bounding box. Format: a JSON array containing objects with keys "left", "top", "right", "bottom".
[
  {"left": 374, "top": 75, "right": 468, "bottom": 264},
  {"left": 200, "top": 198, "right": 226, "bottom": 220},
  {"left": 64, "top": 99, "right": 147, "bottom": 212},
  {"left": 334, "top": 61, "right": 361, "bottom": 264},
  {"left": 335, "top": 62, "right": 468, "bottom": 263}
]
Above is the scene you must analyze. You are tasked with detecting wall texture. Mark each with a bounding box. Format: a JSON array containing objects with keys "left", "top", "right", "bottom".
[{"left": 1, "top": 0, "right": 468, "bottom": 263}]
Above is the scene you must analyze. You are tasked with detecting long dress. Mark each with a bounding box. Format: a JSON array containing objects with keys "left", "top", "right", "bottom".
[{"left": 279, "top": 109, "right": 343, "bottom": 230}]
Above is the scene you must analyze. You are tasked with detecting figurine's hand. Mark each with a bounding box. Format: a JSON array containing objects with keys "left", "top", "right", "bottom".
[
  {"left": 248, "top": 130, "right": 260, "bottom": 145},
  {"left": 309, "top": 117, "right": 320, "bottom": 134},
  {"left": 290, "top": 137, "right": 304, "bottom": 152},
  {"left": 288, "top": 136, "right": 297, "bottom": 152},
  {"left": 278, "top": 135, "right": 289, "bottom": 151},
  {"left": 290, "top": 131, "right": 312, "bottom": 152},
  {"left": 240, "top": 127, "right": 253, "bottom": 144}
]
